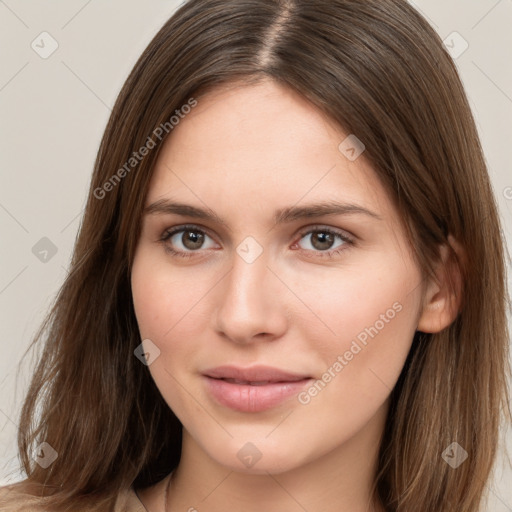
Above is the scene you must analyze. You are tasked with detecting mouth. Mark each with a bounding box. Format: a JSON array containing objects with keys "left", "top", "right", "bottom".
[
  {"left": 215, "top": 378, "right": 298, "bottom": 386},
  {"left": 203, "top": 365, "right": 311, "bottom": 382},
  {"left": 202, "top": 365, "right": 314, "bottom": 412}
]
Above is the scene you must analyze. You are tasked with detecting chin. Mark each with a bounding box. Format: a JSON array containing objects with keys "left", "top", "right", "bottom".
[{"left": 200, "top": 435, "right": 312, "bottom": 475}]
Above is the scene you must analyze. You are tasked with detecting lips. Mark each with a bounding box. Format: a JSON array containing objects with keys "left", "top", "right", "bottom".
[
  {"left": 202, "top": 365, "right": 313, "bottom": 412},
  {"left": 219, "top": 379, "right": 277, "bottom": 386},
  {"left": 203, "top": 365, "right": 310, "bottom": 383}
]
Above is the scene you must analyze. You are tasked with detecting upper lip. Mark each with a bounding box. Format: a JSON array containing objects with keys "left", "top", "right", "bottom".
[{"left": 203, "top": 365, "right": 311, "bottom": 383}]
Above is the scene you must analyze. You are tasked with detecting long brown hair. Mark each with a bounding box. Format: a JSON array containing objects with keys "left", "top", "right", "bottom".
[{"left": 1, "top": 0, "right": 510, "bottom": 510}]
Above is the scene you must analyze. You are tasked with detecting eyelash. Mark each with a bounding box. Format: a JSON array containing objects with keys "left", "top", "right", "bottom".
[{"left": 158, "top": 224, "right": 355, "bottom": 260}]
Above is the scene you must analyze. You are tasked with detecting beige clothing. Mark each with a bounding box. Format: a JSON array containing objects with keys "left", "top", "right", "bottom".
[
  {"left": 0, "top": 485, "right": 147, "bottom": 511},
  {"left": 114, "top": 487, "right": 148, "bottom": 512}
]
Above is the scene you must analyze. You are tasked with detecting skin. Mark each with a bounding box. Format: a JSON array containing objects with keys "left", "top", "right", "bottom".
[{"left": 131, "top": 79, "right": 460, "bottom": 512}]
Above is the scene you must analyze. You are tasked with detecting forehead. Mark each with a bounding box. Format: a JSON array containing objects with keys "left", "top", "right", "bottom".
[{"left": 146, "top": 80, "right": 390, "bottom": 222}]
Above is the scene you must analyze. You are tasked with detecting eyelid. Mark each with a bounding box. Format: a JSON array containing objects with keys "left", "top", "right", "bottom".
[{"left": 296, "top": 224, "right": 355, "bottom": 243}]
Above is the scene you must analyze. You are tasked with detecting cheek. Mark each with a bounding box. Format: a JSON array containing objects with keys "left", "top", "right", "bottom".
[
  {"left": 131, "top": 248, "right": 210, "bottom": 341},
  {"left": 295, "top": 304, "right": 416, "bottom": 446},
  {"left": 131, "top": 250, "right": 209, "bottom": 414},
  {"left": 291, "top": 254, "right": 420, "bottom": 350},
  {"left": 130, "top": 249, "right": 222, "bottom": 410},
  {"left": 292, "top": 255, "right": 421, "bottom": 417}
]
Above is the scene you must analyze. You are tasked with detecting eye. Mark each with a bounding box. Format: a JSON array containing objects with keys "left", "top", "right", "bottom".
[
  {"left": 158, "top": 224, "right": 354, "bottom": 259},
  {"left": 159, "top": 225, "right": 217, "bottom": 258},
  {"left": 293, "top": 226, "right": 354, "bottom": 259}
]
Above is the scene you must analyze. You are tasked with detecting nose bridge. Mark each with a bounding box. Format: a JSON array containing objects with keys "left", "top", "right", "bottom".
[
  {"left": 214, "top": 239, "right": 286, "bottom": 342},
  {"left": 224, "top": 242, "right": 272, "bottom": 316}
]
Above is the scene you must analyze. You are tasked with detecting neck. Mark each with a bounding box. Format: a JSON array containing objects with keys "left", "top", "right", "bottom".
[{"left": 167, "top": 405, "right": 387, "bottom": 512}]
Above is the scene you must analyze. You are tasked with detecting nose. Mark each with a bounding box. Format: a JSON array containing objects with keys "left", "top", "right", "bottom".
[{"left": 214, "top": 244, "right": 288, "bottom": 345}]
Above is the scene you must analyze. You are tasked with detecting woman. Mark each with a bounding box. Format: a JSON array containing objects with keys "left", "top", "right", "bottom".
[{"left": 0, "top": 0, "right": 510, "bottom": 511}]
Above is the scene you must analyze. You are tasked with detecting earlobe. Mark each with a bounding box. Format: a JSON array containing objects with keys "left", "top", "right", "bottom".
[{"left": 416, "top": 235, "right": 464, "bottom": 334}]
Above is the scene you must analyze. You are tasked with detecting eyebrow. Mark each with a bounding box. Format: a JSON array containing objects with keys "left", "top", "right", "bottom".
[{"left": 143, "top": 199, "right": 382, "bottom": 227}]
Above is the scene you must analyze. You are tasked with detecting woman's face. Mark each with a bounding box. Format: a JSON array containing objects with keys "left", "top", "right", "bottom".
[{"left": 131, "top": 80, "right": 425, "bottom": 475}]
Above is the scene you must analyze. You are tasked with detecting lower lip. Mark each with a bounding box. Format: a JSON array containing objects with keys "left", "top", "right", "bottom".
[{"left": 203, "top": 376, "right": 313, "bottom": 413}]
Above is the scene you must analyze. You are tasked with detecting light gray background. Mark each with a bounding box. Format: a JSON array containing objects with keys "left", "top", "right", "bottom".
[{"left": 0, "top": 0, "right": 511, "bottom": 510}]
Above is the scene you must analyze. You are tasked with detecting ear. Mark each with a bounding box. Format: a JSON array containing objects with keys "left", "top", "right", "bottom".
[{"left": 416, "top": 235, "right": 465, "bottom": 333}]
